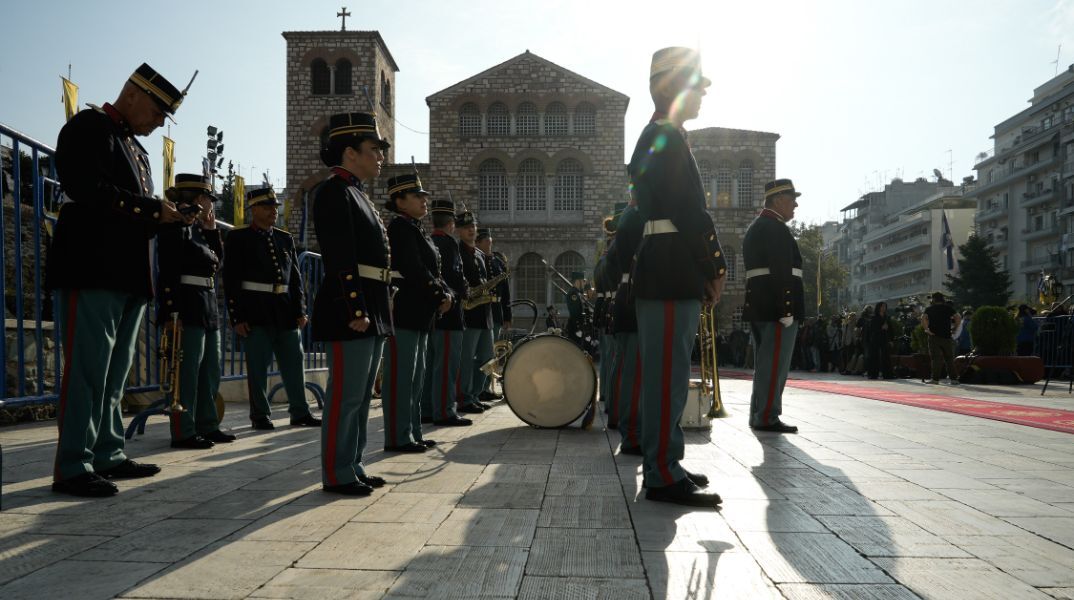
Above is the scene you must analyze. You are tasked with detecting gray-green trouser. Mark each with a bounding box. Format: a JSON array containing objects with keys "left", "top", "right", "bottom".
[
  {"left": 169, "top": 326, "right": 222, "bottom": 440},
  {"left": 243, "top": 325, "right": 311, "bottom": 420},
  {"left": 749, "top": 320, "right": 799, "bottom": 427},
  {"left": 321, "top": 337, "right": 384, "bottom": 486}
]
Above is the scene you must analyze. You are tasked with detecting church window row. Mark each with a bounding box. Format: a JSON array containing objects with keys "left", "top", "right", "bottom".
[
  {"left": 311, "top": 59, "right": 353, "bottom": 95},
  {"left": 478, "top": 158, "right": 584, "bottom": 212},
  {"left": 695, "top": 159, "right": 756, "bottom": 209},
  {"left": 514, "top": 251, "right": 586, "bottom": 309},
  {"left": 459, "top": 102, "right": 596, "bottom": 137}
]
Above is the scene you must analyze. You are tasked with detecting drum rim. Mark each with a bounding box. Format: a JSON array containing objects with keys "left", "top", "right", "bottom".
[{"left": 501, "top": 333, "right": 596, "bottom": 428}]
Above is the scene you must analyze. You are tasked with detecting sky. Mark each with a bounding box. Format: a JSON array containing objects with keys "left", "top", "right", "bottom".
[{"left": 2, "top": 0, "right": 1073, "bottom": 225}]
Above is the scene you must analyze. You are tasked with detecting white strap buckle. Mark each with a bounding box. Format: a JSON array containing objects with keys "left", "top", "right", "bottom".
[
  {"left": 642, "top": 219, "right": 678, "bottom": 236},
  {"left": 241, "top": 281, "right": 288, "bottom": 294},
  {"left": 357, "top": 263, "right": 394, "bottom": 283},
  {"left": 179, "top": 275, "right": 214, "bottom": 288}
]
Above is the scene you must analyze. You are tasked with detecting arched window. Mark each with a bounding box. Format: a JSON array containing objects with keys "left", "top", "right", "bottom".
[
  {"left": 554, "top": 159, "right": 584, "bottom": 211},
  {"left": 311, "top": 59, "right": 330, "bottom": 95},
  {"left": 731, "top": 306, "right": 744, "bottom": 332},
  {"left": 487, "top": 102, "right": 509, "bottom": 136},
  {"left": 381, "top": 72, "right": 392, "bottom": 113},
  {"left": 459, "top": 103, "right": 481, "bottom": 136},
  {"left": 478, "top": 159, "right": 508, "bottom": 211},
  {"left": 515, "top": 253, "right": 548, "bottom": 310},
  {"left": 723, "top": 247, "right": 737, "bottom": 281},
  {"left": 574, "top": 102, "right": 596, "bottom": 135},
  {"left": 554, "top": 251, "right": 586, "bottom": 295},
  {"left": 545, "top": 102, "right": 568, "bottom": 135},
  {"left": 516, "top": 102, "right": 538, "bottom": 135},
  {"left": 697, "top": 160, "right": 713, "bottom": 206},
  {"left": 334, "top": 59, "right": 352, "bottom": 94},
  {"left": 716, "top": 161, "right": 733, "bottom": 208},
  {"left": 516, "top": 159, "right": 546, "bottom": 211},
  {"left": 737, "top": 160, "right": 754, "bottom": 208}
]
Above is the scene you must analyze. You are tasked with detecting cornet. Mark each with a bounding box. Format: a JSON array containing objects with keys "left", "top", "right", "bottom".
[
  {"left": 159, "top": 313, "right": 185, "bottom": 414},
  {"left": 699, "top": 305, "right": 727, "bottom": 418}
]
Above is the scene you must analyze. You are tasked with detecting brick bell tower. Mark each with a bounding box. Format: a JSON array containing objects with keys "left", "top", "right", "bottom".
[{"left": 281, "top": 24, "right": 398, "bottom": 240}]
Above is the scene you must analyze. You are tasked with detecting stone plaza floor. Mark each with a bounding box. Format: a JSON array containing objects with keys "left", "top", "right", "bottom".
[{"left": 2, "top": 374, "right": 1074, "bottom": 599}]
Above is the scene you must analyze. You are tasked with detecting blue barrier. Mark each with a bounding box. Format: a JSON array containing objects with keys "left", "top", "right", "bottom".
[{"left": 1034, "top": 314, "right": 1074, "bottom": 395}]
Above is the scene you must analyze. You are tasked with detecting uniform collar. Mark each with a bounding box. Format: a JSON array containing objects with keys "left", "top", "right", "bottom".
[
  {"left": 432, "top": 228, "right": 451, "bottom": 237},
  {"left": 759, "top": 208, "right": 786, "bottom": 223},
  {"left": 650, "top": 110, "right": 687, "bottom": 139},
  {"left": 102, "top": 103, "right": 132, "bottom": 134},
  {"left": 330, "top": 166, "right": 363, "bottom": 190},
  {"left": 251, "top": 222, "right": 274, "bottom": 235},
  {"left": 461, "top": 243, "right": 475, "bottom": 254}
]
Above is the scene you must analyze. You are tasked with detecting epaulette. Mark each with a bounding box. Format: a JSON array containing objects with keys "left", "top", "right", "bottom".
[
  {"left": 273, "top": 226, "right": 290, "bottom": 234},
  {"left": 87, "top": 103, "right": 105, "bottom": 114}
]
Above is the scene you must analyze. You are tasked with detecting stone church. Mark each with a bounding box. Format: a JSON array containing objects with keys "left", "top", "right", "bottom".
[{"left": 281, "top": 27, "right": 778, "bottom": 331}]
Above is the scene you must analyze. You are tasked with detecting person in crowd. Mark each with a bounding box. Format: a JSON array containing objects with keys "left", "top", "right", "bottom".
[
  {"left": 866, "top": 302, "right": 894, "bottom": 379},
  {"left": 1016, "top": 304, "right": 1038, "bottom": 356}
]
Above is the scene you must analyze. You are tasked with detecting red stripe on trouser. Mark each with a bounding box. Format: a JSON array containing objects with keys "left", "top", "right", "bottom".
[
  {"left": 763, "top": 324, "right": 783, "bottom": 425},
  {"left": 54, "top": 289, "right": 80, "bottom": 481},
  {"left": 440, "top": 331, "right": 451, "bottom": 416},
  {"left": 386, "top": 337, "right": 398, "bottom": 446},
  {"left": 324, "top": 342, "right": 344, "bottom": 486},
  {"left": 628, "top": 348, "right": 641, "bottom": 447},
  {"left": 658, "top": 301, "right": 675, "bottom": 485}
]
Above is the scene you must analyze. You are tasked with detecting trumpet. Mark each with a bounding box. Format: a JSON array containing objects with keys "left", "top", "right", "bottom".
[
  {"left": 159, "top": 313, "right": 185, "bottom": 414},
  {"left": 463, "top": 271, "right": 510, "bottom": 310},
  {"left": 479, "top": 339, "right": 513, "bottom": 381},
  {"left": 699, "top": 305, "right": 727, "bottom": 419}
]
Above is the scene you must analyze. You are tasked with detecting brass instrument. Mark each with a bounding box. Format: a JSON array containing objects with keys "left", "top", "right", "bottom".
[
  {"left": 158, "top": 313, "right": 185, "bottom": 414},
  {"left": 480, "top": 339, "right": 513, "bottom": 381},
  {"left": 699, "top": 305, "right": 727, "bottom": 419},
  {"left": 463, "top": 270, "right": 510, "bottom": 310}
]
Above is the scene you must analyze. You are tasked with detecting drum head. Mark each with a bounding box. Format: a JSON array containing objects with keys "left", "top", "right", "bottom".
[{"left": 502, "top": 334, "right": 596, "bottom": 428}]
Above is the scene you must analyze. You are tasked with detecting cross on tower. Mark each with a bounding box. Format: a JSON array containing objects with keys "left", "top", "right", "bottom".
[{"left": 337, "top": 6, "right": 351, "bottom": 31}]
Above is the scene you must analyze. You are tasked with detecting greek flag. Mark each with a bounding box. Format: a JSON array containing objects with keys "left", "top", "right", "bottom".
[{"left": 940, "top": 210, "right": 955, "bottom": 271}]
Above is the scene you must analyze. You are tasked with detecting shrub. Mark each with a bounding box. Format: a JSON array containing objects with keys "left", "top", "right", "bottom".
[
  {"left": 910, "top": 324, "right": 928, "bottom": 354},
  {"left": 969, "top": 306, "right": 1017, "bottom": 355}
]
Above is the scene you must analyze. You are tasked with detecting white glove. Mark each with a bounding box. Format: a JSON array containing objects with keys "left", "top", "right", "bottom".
[{"left": 779, "top": 316, "right": 794, "bottom": 328}]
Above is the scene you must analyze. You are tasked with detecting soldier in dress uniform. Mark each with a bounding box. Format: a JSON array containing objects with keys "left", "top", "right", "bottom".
[
  {"left": 46, "top": 63, "right": 195, "bottom": 497},
  {"left": 422, "top": 199, "right": 473, "bottom": 426},
  {"left": 158, "top": 173, "right": 235, "bottom": 449},
  {"left": 474, "top": 228, "right": 510, "bottom": 401},
  {"left": 608, "top": 202, "right": 645, "bottom": 455},
  {"left": 456, "top": 210, "right": 493, "bottom": 414},
  {"left": 743, "top": 179, "right": 804, "bottom": 434},
  {"left": 382, "top": 173, "right": 452, "bottom": 453},
  {"left": 565, "top": 272, "right": 588, "bottom": 349},
  {"left": 310, "top": 111, "right": 394, "bottom": 495},
  {"left": 630, "top": 47, "right": 726, "bottom": 507},
  {"left": 594, "top": 204, "right": 625, "bottom": 422},
  {"left": 223, "top": 187, "right": 320, "bottom": 430}
]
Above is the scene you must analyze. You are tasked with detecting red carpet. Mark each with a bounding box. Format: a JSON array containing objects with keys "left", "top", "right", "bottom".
[{"left": 719, "top": 371, "right": 1074, "bottom": 434}]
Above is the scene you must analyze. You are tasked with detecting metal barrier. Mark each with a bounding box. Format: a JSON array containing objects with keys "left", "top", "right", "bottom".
[
  {"left": 1034, "top": 315, "right": 1074, "bottom": 395},
  {"left": 0, "top": 122, "right": 326, "bottom": 414}
]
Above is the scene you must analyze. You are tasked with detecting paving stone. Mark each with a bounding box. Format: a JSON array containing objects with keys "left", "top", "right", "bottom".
[
  {"left": 1002, "top": 516, "right": 1074, "bottom": 550},
  {"left": 779, "top": 583, "right": 923, "bottom": 599},
  {"left": 783, "top": 485, "right": 894, "bottom": 516},
  {"left": 630, "top": 506, "right": 737, "bottom": 552},
  {"left": 984, "top": 478, "right": 1074, "bottom": 504},
  {"left": 527, "top": 527, "right": 644, "bottom": 578},
  {"left": 537, "top": 494, "right": 631, "bottom": 529},
  {"left": 428, "top": 508, "right": 538, "bottom": 547},
  {"left": 76, "top": 518, "right": 247, "bottom": 563},
  {"left": 392, "top": 462, "right": 485, "bottom": 493},
  {"left": 1042, "top": 589, "right": 1074, "bottom": 600},
  {"left": 738, "top": 532, "right": 893, "bottom": 584},
  {"left": 249, "top": 568, "right": 398, "bottom": 599},
  {"left": 517, "top": 576, "right": 649, "bottom": 600},
  {"left": 937, "top": 488, "right": 1073, "bottom": 517},
  {"left": 173, "top": 488, "right": 303, "bottom": 521},
  {"left": 948, "top": 533, "right": 1074, "bottom": 587},
  {"left": 232, "top": 503, "right": 364, "bottom": 542},
  {"left": 15, "top": 500, "right": 199, "bottom": 536},
  {"left": 642, "top": 550, "right": 782, "bottom": 599},
  {"left": 872, "top": 557, "right": 1054, "bottom": 600},
  {"left": 0, "top": 559, "right": 163, "bottom": 600},
  {"left": 545, "top": 475, "right": 623, "bottom": 496},
  {"left": 0, "top": 534, "right": 111, "bottom": 585},
  {"left": 476, "top": 463, "right": 550, "bottom": 483},
  {"left": 549, "top": 460, "right": 618, "bottom": 477},
  {"left": 122, "top": 540, "right": 315, "bottom": 599},
  {"left": 386, "top": 546, "right": 526, "bottom": 598},
  {"left": 817, "top": 515, "right": 971, "bottom": 558},
  {"left": 838, "top": 481, "right": 947, "bottom": 501},
  {"left": 352, "top": 491, "right": 461, "bottom": 524},
  {"left": 718, "top": 499, "right": 827, "bottom": 533},
  {"left": 879, "top": 500, "right": 1025, "bottom": 536},
  {"left": 459, "top": 482, "right": 545, "bottom": 509},
  {"left": 297, "top": 521, "right": 437, "bottom": 570},
  {"left": 239, "top": 459, "right": 323, "bottom": 492},
  {"left": 134, "top": 474, "right": 257, "bottom": 503}
]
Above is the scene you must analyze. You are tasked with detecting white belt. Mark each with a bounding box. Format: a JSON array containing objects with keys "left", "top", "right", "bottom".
[
  {"left": 357, "top": 264, "right": 398, "bottom": 283},
  {"left": 180, "top": 275, "right": 214, "bottom": 288},
  {"left": 745, "top": 268, "right": 804, "bottom": 279},
  {"left": 621, "top": 273, "right": 630, "bottom": 284},
  {"left": 241, "top": 281, "right": 288, "bottom": 294},
  {"left": 643, "top": 219, "right": 678, "bottom": 236}
]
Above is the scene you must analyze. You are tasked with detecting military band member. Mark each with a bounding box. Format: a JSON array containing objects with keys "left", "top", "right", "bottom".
[
  {"left": 595, "top": 205, "right": 624, "bottom": 422},
  {"left": 46, "top": 63, "right": 194, "bottom": 497},
  {"left": 456, "top": 210, "right": 493, "bottom": 413},
  {"left": 158, "top": 173, "right": 235, "bottom": 449},
  {"left": 631, "top": 47, "right": 725, "bottom": 507},
  {"left": 608, "top": 202, "right": 645, "bottom": 454},
  {"left": 223, "top": 187, "right": 320, "bottom": 430},
  {"left": 743, "top": 179, "right": 803, "bottom": 434},
  {"left": 423, "top": 199, "right": 472, "bottom": 426},
  {"left": 310, "top": 112, "right": 394, "bottom": 495},
  {"left": 474, "top": 228, "right": 509, "bottom": 401},
  {"left": 382, "top": 173, "right": 451, "bottom": 452},
  {"left": 565, "top": 272, "right": 587, "bottom": 349},
  {"left": 545, "top": 305, "right": 560, "bottom": 331}
]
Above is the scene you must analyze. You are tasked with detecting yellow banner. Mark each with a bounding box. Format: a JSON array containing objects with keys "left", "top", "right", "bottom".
[
  {"left": 61, "top": 77, "right": 78, "bottom": 121},
  {"left": 233, "top": 175, "right": 245, "bottom": 226},
  {"left": 162, "top": 137, "right": 175, "bottom": 190}
]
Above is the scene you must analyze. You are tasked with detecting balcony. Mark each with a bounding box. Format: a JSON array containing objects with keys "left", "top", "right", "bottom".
[
  {"left": 1065, "top": 157, "right": 1074, "bottom": 180},
  {"left": 1021, "top": 222, "right": 1062, "bottom": 241},
  {"left": 863, "top": 212, "right": 928, "bottom": 244},
  {"left": 1021, "top": 255, "right": 1061, "bottom": 272},
  {"left": 1020, "top": 188, "right": 1057, "bottom": 209},
  {"left": 862, "top": 234, "right": 930, "bottom": 265},
  {"left": 976, "top": 203, "right": 1009, "bottom": 222},
  {"left": 974, "top": 154, "right": 1063, "bottom": 196},
  {"left": 860, "top": 256, "right": 931, "bottom": 286}
]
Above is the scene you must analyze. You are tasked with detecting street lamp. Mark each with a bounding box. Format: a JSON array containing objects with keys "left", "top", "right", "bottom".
[{"left": 204, "top": 126, "right": 225, "bottom": 189}]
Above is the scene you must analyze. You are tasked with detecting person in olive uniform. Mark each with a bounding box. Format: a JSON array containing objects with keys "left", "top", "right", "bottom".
[
  {"left": 630, "top": 47, "right": 726, "bottom": 507},
  {"left": 382, "top": 173, "right": 452, "bottom": 453},
  {"left": 422, "top": 199, "right": 473, "bottom": 426},
  {"left": 310, "top": 112, "right": 394, "bottom": 496},
  {"left": 456, "top": 210, "right": 493, "bottom": 414},
  {"left": 223, "top": 187, "right": 320, "bottom": 430},
  {"left": 742, "top": 179, "right": 804, "bottom": 434},
  {"left": 158, "top": 173, "right": 235, "bottom": 449},
  {"left": 474, "top": 229, "right": 510, "bottom": 401},
  {"left": 595, "top": 205, "right": 625, "bottom": 421},
  {"left": 46, "top": 63, "right": 195, "bottom": 497},
  {"left": 607, "top": 202, "right": 645, "bottom": 454}
]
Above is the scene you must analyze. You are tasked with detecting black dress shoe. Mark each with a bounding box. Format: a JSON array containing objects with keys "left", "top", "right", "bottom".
[
  {"left": 686, "top": 471, "right": 709, "bottom": 487},
  {"left": 358, "top": 474, "right": 386, "bottom": 488},
  {"left": 645, "top": 478, "right": 722, "bottom": 507},
  {"left": 384, "top": 442, "right": 428, "bottom": 453},
  {"left": 203, "top": 429, "right": 237, "bottom": 443},
  {"left": 433, "top": 416, "right": 473, "bottom": 426},
  {"left": 420, "top": 416, "right": 434, "bottom": 424},
  {"left": 751, "top": 420, "right": 798, "bottom": 434},
  {"left": 419, "top": 439, "right": 437, "bottom": 448},
  {"left": 608, "top": 422, "right": 619, "bottom": 430},
  {"left": 478, "top": 391, "right": 502, "bottom": 402},
  {"left": 323, "top": 481, "right": 373, "bottom": 496},
  {"left": 291, "top": 414, "right": 322, "bottom": 427},
  {"left": 477, "top": 401, "right": 493, "bottom": 410},
  {"left": 457, "top": 404, "right": 484, "bottom": 414},
  {"left": 619, "top": 445, "right": 642, "bottom": 456},
  {"left": 171, "top": 435, "right": 214, "bottom": 449},
  {"left": 251, "top": 417, "right": 275, "bottom": 430},
  {"left": 52, "top": 472, "right": 118, "bottom": 497},
  {"left": 97, "top": 459, "right": 161, "bottom": 480}
]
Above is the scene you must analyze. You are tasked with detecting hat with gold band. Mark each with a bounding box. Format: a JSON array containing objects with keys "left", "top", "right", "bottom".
[
  {"left": 128, "top": 63, "right": 188, "bottom": 115},
  {"left": 649, "top": 47, "right": 711, "bottom": 89},
  {"left": 430, "top": 198, "right": 455, "bottom": 215},
  {"left": 165, "top": 173, "right": 217, "bottom": 202},
  {"left": 455, "top": 209, "right": 476, "bottom": 228},
  {"left": 386, "top": 173, "right": 430, "bottom": 199},
  {"left": 321, "top": 112, "right": 390, "bottom": 168},
  {"left": 764, "top": 178, "right": 802, "bottom": 201},
  {"left": 245, "top": 186, "right": 282, "bottom": 209},
  {"left": 476, "top": 227, "right": 492, "bottom": 241}
]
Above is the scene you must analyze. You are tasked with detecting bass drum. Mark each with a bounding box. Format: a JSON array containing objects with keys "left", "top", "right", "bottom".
[{"left": 502, "top": 334, "right": 596, "bottom": 428}]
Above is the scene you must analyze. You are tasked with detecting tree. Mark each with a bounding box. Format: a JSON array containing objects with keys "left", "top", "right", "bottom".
[
  {"left": 792, "top": 223, "right": 848, "bottom": 316},
  {"left": 944, "top": 233, "right": 1011, "bottom": 309}
]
